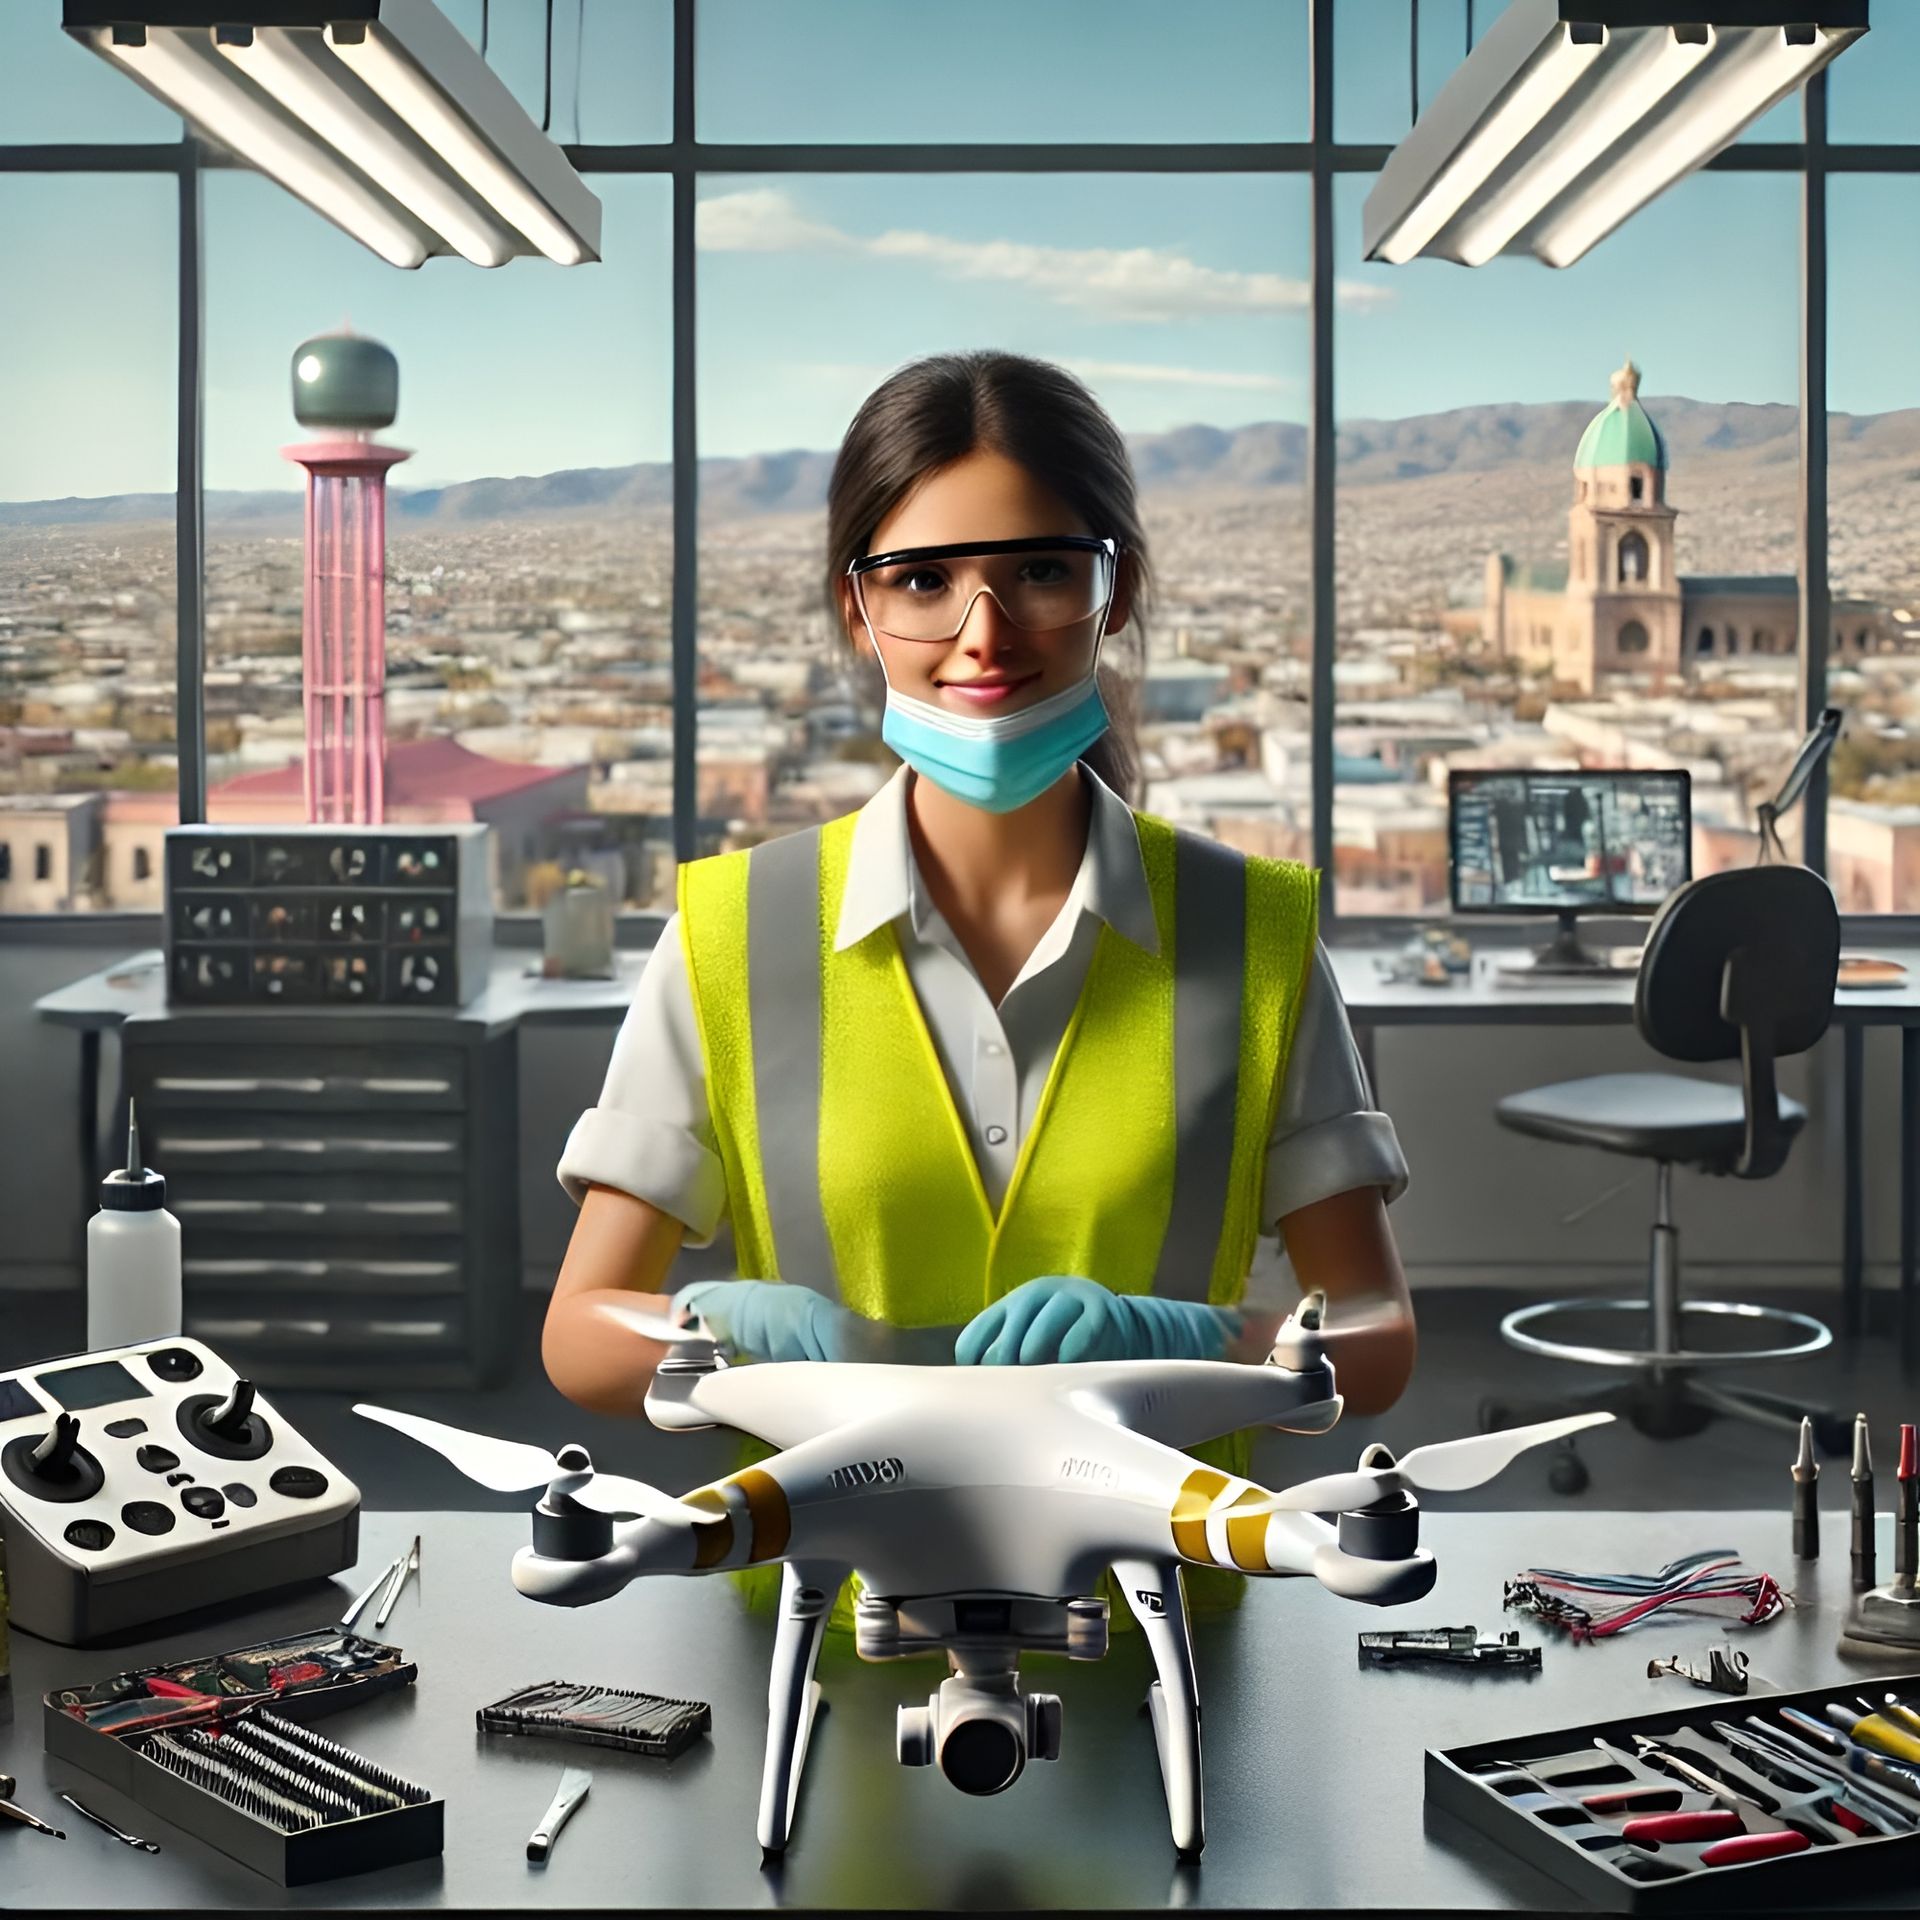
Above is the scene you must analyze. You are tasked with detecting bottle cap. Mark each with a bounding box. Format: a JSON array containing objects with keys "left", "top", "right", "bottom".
[{"left": 99, "top": 1102, "right": 166, "bottom": 1212}]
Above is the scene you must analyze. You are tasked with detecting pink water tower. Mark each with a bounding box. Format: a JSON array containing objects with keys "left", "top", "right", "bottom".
[{"left": 281, "top": 331, "right": 411, "bottom": 824}]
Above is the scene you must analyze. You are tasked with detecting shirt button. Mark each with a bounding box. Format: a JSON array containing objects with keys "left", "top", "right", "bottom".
[{"left": 985, "top": 1125, "right": 1008, "bottom": 1147}]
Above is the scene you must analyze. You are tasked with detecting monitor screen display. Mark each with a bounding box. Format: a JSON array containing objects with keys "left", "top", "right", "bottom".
[{"left": 1450, "top": 769, "right": 1691, "bottom": 914}]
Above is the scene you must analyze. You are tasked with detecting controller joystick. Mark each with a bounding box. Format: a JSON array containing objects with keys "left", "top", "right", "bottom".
[
  {"left": 3, "top": 1412, "right": 107, "bottom": 1504},
  {"left": 207, "top": 1378, "right": 255, "bottom": 1441},
  {"left": 177, "top": 1377, "right": 273, "bottom": 1461}
]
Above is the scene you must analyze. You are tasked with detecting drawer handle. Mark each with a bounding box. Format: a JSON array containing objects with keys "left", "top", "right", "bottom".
[
  {"left": 174, "top": 1199, "right": 327, "bottom": 1216},
  {"left": 367, "top": 1321, "right": 451, "bottom": 1338},
  {"left": 154, "top": 1076, "right": 326, "bottom": 1094},
  {"left": 332, "top": 1138, "right": 455, "bottom": 1154},
  {"left": 352, "top": 1078, "right": 455, "bottom": 1095},
  {"left": 363, "top": 1261, "right": 460, "bottom": 1277},
  {"left": 159, "top": 1137, "right": 326, "bottom": 1155},
  {"left": 366, "top": 1200, "right": 456, "bottom": 1217},
  {"left": 189, "top": 1317, "right": 331, "bottom": 1338},
  {"left": 184, "top": 1260, "right": 329, "bottom": 1278}
]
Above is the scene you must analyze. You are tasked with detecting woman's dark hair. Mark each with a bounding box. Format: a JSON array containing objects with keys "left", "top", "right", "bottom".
[{"left": 823, "top": 350, "right": 1151, "bottom": 804}]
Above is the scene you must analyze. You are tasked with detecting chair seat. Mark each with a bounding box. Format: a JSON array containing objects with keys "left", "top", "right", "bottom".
[{"left": 1496, "top": 1071, "right": 1806, "bottom": 1168}]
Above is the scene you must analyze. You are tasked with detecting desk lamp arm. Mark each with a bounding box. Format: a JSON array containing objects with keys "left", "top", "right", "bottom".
[{"left": 1757, "top": 707, "right": 1843, "bottom": 866}]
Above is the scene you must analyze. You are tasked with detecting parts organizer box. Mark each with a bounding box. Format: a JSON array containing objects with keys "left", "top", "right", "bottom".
[
  {"left": 0, "top": 1335, "right": 359, "bottom": 1644},
  {"left": 45, "top": 1627, "right": 439, "bottom": 1885},
  {"left": 1427, "top": 1670, "right": 1920, "bottom": 1913}
]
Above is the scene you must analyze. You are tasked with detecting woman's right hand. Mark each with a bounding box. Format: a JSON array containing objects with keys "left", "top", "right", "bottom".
[{"left": 673, "top": 1278, "right": 851, "bottom": 1363}]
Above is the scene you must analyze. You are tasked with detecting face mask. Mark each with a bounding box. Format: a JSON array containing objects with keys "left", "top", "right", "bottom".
[{"left": 881, "top": 667, "right": 1111, "bottom": 814}]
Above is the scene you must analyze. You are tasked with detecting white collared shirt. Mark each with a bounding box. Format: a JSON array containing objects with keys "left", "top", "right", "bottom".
[{"left": 558, "top": 764, "right": 1407, "bottom": 1252}]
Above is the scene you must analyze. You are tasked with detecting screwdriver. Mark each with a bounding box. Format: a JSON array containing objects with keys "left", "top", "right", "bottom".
[
  {"left": 1823, "top": 1702, "right": 1920, "bottom": 1767},
  {"left": 0, "top": 1793, "right": 66, "bottom": 1839}
]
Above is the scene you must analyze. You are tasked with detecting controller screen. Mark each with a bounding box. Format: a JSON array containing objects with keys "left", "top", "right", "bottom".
[
  {"left": 0, "top": 1377, "right": 42, "bottom": 1423},
  {"left": 35, "top": 1358, "right": 149, "bottom": 1411}
]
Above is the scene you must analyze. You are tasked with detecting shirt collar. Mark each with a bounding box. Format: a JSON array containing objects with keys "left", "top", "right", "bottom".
[{"left": 832, "top": 761, "right": 1161, "bottom": 958}]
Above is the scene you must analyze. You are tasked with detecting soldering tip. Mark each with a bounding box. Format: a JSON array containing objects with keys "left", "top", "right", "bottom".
[
  {"left": 1793, "top": 1414, "right": 1818, "bottom": 1481},
  {"left": 1856, "top": 1412, "right": 1874, "bottom": 1480}
]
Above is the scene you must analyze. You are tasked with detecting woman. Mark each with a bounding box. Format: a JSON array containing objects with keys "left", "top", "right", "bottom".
[{"left": 544, "top": 352, "right": 1416, "bottom": 1582}]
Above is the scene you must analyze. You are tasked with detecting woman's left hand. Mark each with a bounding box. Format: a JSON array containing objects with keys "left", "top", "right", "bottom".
[{"left": 954, "top": 1275, "right": 1240, "bottom": 1366}]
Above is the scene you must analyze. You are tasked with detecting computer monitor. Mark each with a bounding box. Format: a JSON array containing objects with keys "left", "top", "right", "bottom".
[{"left": 1449, "top": 768, "right": 1692, "bottom": 967}]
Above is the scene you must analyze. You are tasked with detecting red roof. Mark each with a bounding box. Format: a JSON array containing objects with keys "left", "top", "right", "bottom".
[
  {"left": 215, "top": 736, "right": 581, "bottom": 808},
  {"left": 103, "top": 737, "right": 584, "bottom": 825}
]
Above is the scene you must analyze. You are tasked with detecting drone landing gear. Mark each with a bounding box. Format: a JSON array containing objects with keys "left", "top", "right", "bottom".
[
  {"left": 1114, "top": 1557, "right": 1204, "bottom": 1856},
  {"left": 757, "top": 1560, "right": 847, "bottom": 1858}
]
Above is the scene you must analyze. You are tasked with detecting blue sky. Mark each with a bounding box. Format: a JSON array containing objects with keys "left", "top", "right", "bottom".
[{"left": 2, "top": 0, "right": 1914, "bottom": 500}]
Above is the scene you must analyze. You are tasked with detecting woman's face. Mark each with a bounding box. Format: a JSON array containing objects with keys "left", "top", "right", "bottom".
[{"left": 841, "top": 447, "right": 1132, "bottom": 720}]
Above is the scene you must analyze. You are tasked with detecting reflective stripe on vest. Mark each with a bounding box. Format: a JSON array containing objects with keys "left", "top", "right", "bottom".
[{"left": 678, "top": 807, "right": 1318, "bottom": 1324}]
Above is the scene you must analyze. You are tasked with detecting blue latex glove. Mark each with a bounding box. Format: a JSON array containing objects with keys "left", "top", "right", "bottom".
[
  {"left": 672, "top": 1279, "right": 849, "bottom": 1362},
  {"left": 954, "top": 1276, "right": 1242, "bottom": 1366}
]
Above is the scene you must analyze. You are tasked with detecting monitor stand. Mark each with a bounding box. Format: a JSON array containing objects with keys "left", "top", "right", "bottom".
[{"left": 1528, "top": 910, "right": 1607, "bottom": 971}]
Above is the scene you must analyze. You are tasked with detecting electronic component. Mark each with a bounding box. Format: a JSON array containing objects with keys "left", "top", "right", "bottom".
[
  {"left": 477, "top": 1679, "right": 712, "bottom": 1760},
  {"left": 1358, "top": 1625, "right": 1540, "bottom": 1670}
]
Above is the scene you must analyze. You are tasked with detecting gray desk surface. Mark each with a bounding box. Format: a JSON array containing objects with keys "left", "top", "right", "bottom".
[
  {"left": 39, "top": 942, "right": 1920, "bottom": 1037},
  {"left": 32, "top": 949, "right": 650, "bottom": 1037},
  {"left": 1325, "top": 944, "right": 1920, "bottom": 1028},
  {"left": 1, "top": 1507, "right": 1913, "bottom": 1910}
]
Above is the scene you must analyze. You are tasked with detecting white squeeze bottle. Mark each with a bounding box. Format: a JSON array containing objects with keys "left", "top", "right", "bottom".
[{"left": 87, "top": 1102, "right": 183, "bottom": 1348}]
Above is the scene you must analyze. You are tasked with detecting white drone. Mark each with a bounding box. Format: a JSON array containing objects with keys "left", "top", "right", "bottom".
[{"left": 355, "top": 1293, "right": 1607, "bottom": 1857}]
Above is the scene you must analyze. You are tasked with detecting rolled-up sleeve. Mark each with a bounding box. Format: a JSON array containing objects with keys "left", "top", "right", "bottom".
[
  {"left": 1261, "top": 941, "right": 1409, "bottom": 1229},
  {"left": 555, "top": 913, "right": 729, "bottom": 1246}
]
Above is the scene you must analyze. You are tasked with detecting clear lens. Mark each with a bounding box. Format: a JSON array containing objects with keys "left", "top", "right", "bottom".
[{"left": 856, "top": 545, "right": 1113, "bottom": 642}]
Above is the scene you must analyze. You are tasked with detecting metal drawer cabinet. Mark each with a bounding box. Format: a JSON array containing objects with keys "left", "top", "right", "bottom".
[{"left": 120, "top": 1012, "right": 520, "bottom": 1391}]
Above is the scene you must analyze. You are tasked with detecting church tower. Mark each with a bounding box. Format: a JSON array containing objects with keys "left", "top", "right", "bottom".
[{"left": 1562, "top": 358, "right": 1682, "bottom": 689}]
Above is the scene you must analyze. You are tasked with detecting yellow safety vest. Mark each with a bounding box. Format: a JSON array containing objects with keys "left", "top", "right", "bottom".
[{"left": 678, "top": 804, "right": 1319, "bottom": 1621}]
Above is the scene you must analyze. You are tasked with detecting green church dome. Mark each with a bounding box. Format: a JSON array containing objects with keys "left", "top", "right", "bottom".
[{"left": 1575, "top": 358, "right": 1667, "bottom": 471}]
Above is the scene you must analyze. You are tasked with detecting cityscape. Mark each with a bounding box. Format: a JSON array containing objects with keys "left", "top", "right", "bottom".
[{"left": 5, "top": 369, "right": 1919, "bottom": 918}]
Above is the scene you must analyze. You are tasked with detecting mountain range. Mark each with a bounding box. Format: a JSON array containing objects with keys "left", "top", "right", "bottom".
[{"left": 4, "top": 396, "right": 1917, "bottom": 529}]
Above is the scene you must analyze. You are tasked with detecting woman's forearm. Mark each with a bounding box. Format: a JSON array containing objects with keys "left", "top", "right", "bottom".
[
  {"left": 1274, "top": 1185, "right": 1418, "bottom": 1417},
  {"left": 542, "top": 1185, "right": 688, "bottom": 1416}
]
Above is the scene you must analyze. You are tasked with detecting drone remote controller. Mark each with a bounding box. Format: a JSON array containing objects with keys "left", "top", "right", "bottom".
[{"left": 0, "top": 1335, "right": 359, "bottom": 1644}]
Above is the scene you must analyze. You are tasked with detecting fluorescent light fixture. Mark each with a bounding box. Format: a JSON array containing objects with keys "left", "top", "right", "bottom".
[
  {"left": 90, "top": 24, "right": 433, "bottom": 267},
  {"left": 1362, "top": 2, "right": 1867, "bottom": 270},
  {"left": 1451, "top": 25, "right": 1712, "bottom": 268},
  {"left": 1376, "top": 24, "right": 1604, "bottom": 265},
  {"left": 1535, "top": 25, "right": 1844, "bottom": 267},
  {"left": 63, "top": 1, "right": 601, "bottom": 270},
  {"left": 216, "top": 26, "right": 520, "bottom": 268}
]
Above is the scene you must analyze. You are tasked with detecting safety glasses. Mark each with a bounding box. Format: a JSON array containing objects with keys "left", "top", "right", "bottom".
[{"left": 846, "top": 535, "right": 1119, "bottom": 643}]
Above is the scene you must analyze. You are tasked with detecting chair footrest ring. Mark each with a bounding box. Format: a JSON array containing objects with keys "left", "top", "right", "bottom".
[{"left": 1499, "top": 1297, "right": 1832, "bottom": 1371}]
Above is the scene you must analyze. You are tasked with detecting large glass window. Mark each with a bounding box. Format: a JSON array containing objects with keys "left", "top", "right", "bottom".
[
  {"left": 0, "top": 1, "right": 181, "bottom": 142},
  {"left": 697, "top": 0, "right": 1307, "bottom": 145},
  {"left": 695, "top": 171, "right": 1310, "bottom": 861},
  {"left": 1332, "top": 169, "right": 1801, "bottom": 915},
  {"left": 0, "top": 175, "right": 178, "bottom": 914},
  {"left": 200, "top": 169, "right": 672, "bottom": 912},
  {"left": 1825, "top": 174, "right": 1920, "bottom": 913}
]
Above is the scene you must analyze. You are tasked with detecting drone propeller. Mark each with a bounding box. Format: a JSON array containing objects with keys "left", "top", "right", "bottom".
[
  {"left": 590, "top": 1297, "right": 720, "bottom": 1346},
  {"left": 1236, "top": 1411, "right": 1614, "bottom": 1515},
  {"left": 352, "top": 1404, "right": 714, "bottom": 1526}
]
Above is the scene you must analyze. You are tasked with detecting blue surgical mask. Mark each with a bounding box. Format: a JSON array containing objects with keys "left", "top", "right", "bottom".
[{"left": 881, "top": 669, "right": 1110, "bottom": 814}]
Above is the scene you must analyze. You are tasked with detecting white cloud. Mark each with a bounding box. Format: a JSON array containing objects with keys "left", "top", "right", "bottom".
[
  {"left": 698, "top": 188, "right": 1393, "bottom": 320},
  {"left": 1062, "top": 357, "right": 1296, "bottom": 393}
]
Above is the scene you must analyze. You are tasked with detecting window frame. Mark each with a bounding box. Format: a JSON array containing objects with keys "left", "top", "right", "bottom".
[{"left": 5, "top": 0, "right": 1920, "bottom": 937}]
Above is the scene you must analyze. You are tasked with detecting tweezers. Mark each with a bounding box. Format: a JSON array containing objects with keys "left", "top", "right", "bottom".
[{"left": 338, "top": 1554, "right": 404, "bottom": 1633}]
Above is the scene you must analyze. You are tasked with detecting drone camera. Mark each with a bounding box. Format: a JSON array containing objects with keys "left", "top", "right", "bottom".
[{"left": 897, "top": 1674, "right": 1062, "bottom": 1795}]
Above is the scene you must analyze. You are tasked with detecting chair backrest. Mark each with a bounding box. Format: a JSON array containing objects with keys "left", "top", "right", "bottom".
[{"left": 1634, "top": 865, "right": 1840, "bottom": 1179}]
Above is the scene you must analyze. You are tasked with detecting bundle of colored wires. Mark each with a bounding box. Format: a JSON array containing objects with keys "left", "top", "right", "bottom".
[{"left": 1503, "top": 1548, "right": 1788, "bottom": 1643}]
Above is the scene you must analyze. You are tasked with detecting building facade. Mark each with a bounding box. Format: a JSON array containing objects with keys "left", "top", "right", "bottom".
[{"left": 1484, "top": 360, "right": 1894, "bottom": 694}]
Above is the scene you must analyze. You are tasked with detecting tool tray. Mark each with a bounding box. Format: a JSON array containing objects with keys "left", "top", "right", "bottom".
[
  {"left": 1428, "top": 1668, "right": 1920, "bottom": 1913},
  {"left": 44, "top": 1625, "right": 440, "bottom": 1885}
]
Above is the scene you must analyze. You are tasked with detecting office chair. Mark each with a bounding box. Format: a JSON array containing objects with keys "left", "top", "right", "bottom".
[{"left": 1478, "top": 863, "right": 1847, "bottom": 1492}]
